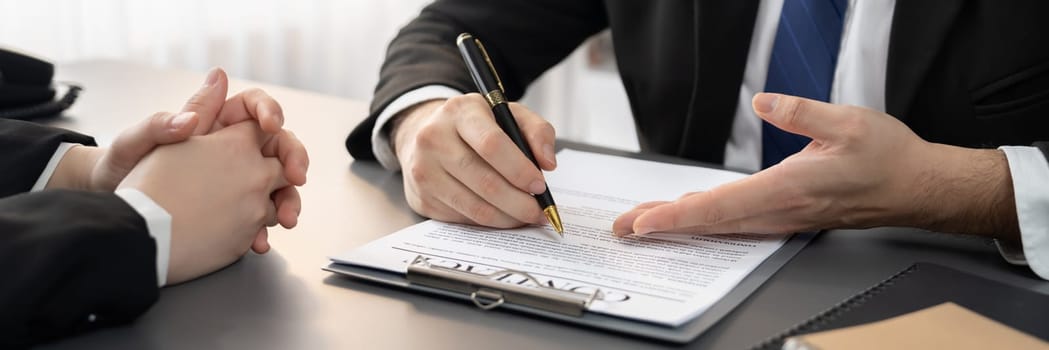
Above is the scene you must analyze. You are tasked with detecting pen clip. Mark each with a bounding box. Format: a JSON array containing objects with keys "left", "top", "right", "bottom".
[{"left": 473, "top": 38, "right": 505, "bottom": 94}]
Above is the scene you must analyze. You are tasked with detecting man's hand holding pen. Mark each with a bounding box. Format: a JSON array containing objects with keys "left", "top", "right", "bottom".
[
  {"left": 391, "top": 94, "right": 558, "bottom": 229},
  {"left": 387, "top": 33, "right": 565, "bottom": 233}
]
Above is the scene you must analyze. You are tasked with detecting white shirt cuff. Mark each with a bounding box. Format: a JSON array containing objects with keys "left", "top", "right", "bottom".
[
  {"left": 998, "top": 146, "right": 1049, "bottom": 280},
  {"left": 115, "top": 188, "right": 173, "bottom": 287},
  {"left": 371, "top": 85, "right": 463, "bottom": 171},
  {"left": 30, "top": 142, "right": 79, "bottom": 192}
]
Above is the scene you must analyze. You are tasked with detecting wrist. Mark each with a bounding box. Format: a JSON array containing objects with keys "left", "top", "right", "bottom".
[
  {"left": 46, "top": 145, "right": 104, "bottom": 191},
  {"left": 910, "top": 144, "right": 1018, "bottom": 238}
]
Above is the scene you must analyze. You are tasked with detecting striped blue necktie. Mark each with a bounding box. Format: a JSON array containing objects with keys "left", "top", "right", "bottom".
[{"left": 761, "top": 0, "right": 848, "bottom": 168}]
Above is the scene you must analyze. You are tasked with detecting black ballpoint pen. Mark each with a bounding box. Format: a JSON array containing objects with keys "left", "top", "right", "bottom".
[{"left": 456, "top": 32, "right": 565, "bottom": 236}]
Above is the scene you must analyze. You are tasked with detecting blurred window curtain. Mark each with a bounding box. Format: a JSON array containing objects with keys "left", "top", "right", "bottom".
[{"left": 0, "top": 0, "right": 433, "bottom": 99}]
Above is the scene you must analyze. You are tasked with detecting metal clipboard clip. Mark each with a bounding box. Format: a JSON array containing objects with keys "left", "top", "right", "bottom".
[{"left": 406, "top": 255, "right": 601, "bottom": 317}]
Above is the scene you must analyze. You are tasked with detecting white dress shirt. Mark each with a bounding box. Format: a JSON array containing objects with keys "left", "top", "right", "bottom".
[
  {"left": 33, "top": 143, "right": 172, "bottom": 287},
  {"left": 368, "top": 0, "right": 1049, "bottom": 279}
]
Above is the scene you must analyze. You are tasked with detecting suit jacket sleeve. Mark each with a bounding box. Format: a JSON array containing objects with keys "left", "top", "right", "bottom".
[
  {"left": 345, "top": 0, "right": 609, "bottom": 161},
  {"left": 0, "top": 118, "right": 96, "bottom": 197},
  {"left": 1037, "top": 142, "right": 1049, "bottom": 164},
  {"left": 0, "top": 119, "right": 159, "bottom": 347}
]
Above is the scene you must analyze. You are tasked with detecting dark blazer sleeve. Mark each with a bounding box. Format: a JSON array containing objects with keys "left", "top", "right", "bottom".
[
  {"left": 1037, "top": 142, "right": 1049, "bottom": 164},
  {"left": 0, "top": 120, "right": 159, "bottom": 348},
  {"left": 0, "top": 118, "right": 96, "bottom": 197},
  {"left": 345, "top": 0, "right": 609, "bottom": 161}
]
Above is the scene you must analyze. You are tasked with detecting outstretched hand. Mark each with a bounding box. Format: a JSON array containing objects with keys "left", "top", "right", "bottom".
[{"left": 613, "top": 93, "right": 1017, "bottom": 238}]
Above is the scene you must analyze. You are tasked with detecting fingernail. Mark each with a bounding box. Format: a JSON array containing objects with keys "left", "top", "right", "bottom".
[
  {"left": 203, "top": 67, "right": 220, "bottom": 87},
  {"left": 299, "top": 159, "right": 309, "bottom": 183},
  {"left": 529, "top": 180, "right": 547, "bottom": 195},
  {"left": 543, "top": 144, "right": 556, "bottom": 167},
  {"left": 754, "top": 93, "right": 779, "bottom": 114},
  {"left": 635, "top": 226, "right": 656, "bottom": 235},
  {"left": 170, "top": 112, "right": 195, "bottom": 129}
]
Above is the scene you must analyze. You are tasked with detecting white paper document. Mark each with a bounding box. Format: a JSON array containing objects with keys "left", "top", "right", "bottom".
[{"left": 332, "top": 150, "right": 790, "bottom": 326}]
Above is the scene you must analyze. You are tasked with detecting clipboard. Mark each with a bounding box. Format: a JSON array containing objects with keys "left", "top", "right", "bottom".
[{"left": 324, "top": 231, "right": 815, "bottom": 344}]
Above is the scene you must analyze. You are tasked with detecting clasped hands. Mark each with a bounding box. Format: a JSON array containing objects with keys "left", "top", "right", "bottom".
[
  {"left": 393, "top": 93, "right": 1018, "bottom": 240},
  {"left": 48, "top": 68, "right": 309, "bottom": 284}
]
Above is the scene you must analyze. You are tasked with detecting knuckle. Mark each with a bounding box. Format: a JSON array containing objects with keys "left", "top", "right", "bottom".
[
  {"left": 183, "top": 93, "right": 208, "bottom": 109},
  {"left": 415, "top": 124, "right": 442, "bottom": 149},
  {"left": 510, "top": 168, "right": 538, "bottom": 191},
  {"left": 838, "top": 108, "right": 869, "bottom": 141},
  {"left": 532, "top": 120, "right": 555, "bottom": 139},
  {"left": 477, "top": 171, "right": 502, "bottom": 197},
  {"left": 443, "top": 94, "right": 470, "bottom": 114},
  {"left": 148, "top": 111, "right": 170, "bottom": 122},
  {"left": 456, "top": 153, "right": 477, "bottom": 173},
  {"left": 524, "top": 125, "right": 555, "bottom": 150},
  {"left": 253, "top": 204, "right": 270, "bottom": 224},
  {"left": 406, "top": 196, "right": 432, "bottom": 217},
  {"left": 241, "top": 88, "right": 272, "bottom": 107},
  {"left": 449, "top": 194, "right": 491, "bottom": 224},
  {"left": 408, "top": 163, "right": 430, "bottom": 185},
  {"left": 460, "top": 93, "right": 486, "bottom": 106},
  {"left": 444, "top": 94, "right": 487, "bottom": 120},
  {"left": 146, "top": 112, "right": 172, "bottom": 131},
  {"left": 267, "top": 98, "right": 285, "bottom": 116},
  {"left": 260, "top": 92, "right": 283, "bottom": 113},
  {"left": 468, "top": 204, "right": 496, "bottom": 225},
  {"left": 779, "top": 98, "right": 805, "bottom": 128},
  {"left": 250, "top": 175, "right": 271, "bottom": 194},
  {"left": 700, "top": 204, "right": 724, "bottom": 226},
  {"left": 694, "top": 192, "right": 723, "bottom": 226},
  {"left": 448, "top": 193, "right": 468, "bottom": 215},
  {"left": 476, "top": 128, "right": 504, "bottom": 157},
  {"left": 403, "top": 182, "right": 428, "bottom": 213}
]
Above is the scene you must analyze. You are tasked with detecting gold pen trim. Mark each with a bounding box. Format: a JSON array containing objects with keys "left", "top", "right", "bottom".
[
  {"left": 543, "top": 205, "right": 565, "bottom": 237},
  {"left": 484, "top": 89, "right": 507, "bottom": 108},
  {"left": 474, "top": 38, "right": 506, "bottom": 94}
]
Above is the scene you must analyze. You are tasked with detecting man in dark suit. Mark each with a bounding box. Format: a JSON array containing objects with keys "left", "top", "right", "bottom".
[
  {"left": 345, "top": 0, "right": 1049, "bottom": 280},
  {"left": 0, "top": 68, "right": 309, "bottom": 347}
]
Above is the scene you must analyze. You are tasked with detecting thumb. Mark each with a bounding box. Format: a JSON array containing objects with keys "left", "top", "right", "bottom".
[
  {"left": 95, "top": 111, "right": 199, "bottom": 189},
  {"left": 752, "top": 93, "right": 848, "bottom": 142},
  {"left": 111, "top": 112, "right": 199, "bottom": 162},
  {"left": 182, "top": 67, "right": 229, "bottom": 135}
]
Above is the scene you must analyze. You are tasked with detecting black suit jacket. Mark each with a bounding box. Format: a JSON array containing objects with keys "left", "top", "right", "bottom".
[
  {"left": 0, "top": 119, "right": 158, "bottom": 348},
  {"left": 346, "top": 0, "right": 1049, "bottom": 165}
]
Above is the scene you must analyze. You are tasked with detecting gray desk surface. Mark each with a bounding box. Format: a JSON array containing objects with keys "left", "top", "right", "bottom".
[{"left": 40, "top": 61, "right": 1049, "bottom": 350}]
